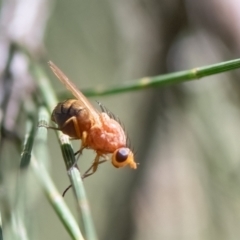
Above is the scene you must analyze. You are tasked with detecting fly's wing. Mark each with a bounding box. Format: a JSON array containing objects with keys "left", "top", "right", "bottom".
[{"left": 48, "top": 61, "right": 99, "bottom": 119}]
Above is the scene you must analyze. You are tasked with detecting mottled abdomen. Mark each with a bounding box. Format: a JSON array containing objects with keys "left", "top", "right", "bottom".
[{"left": 51, "top": 99, "right": 93, "bottom": 138}]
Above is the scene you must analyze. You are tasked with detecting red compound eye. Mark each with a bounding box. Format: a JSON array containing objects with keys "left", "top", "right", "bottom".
[
  {"left": 112, "top": 148, "right": 137, "bottom": 169},
  {"left": 116, "top": 148, "right": 129, "bottom": 162}
]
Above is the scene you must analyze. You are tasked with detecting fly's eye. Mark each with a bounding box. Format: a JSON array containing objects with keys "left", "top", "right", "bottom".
[
  {"left": 112, "top": 148, "right": 137, "bottom": 169},
  {"left": 116, "top": 148, "right": 129, "bottom": 163}
]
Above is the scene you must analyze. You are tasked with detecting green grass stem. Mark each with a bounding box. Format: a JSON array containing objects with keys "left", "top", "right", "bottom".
[
  {"left": 76, "top": 58, "right": 240, "bottom": 97},
  {"left": 30, "top": 62, "right": 97, "bottom": 240},
  {"left": 33, "top": 107, "right": 84, "bottom": 240}
]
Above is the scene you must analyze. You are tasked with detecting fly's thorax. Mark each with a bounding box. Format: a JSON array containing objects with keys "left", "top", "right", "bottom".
[
  {"left": 99, "top": 112, "right": 126, "bottom": 138},
  {"left": 86, "top": 112, "right": 127, "bottom": 153},
  {"left": 51, "top": 99, "right": 93, "bottom": 138}
]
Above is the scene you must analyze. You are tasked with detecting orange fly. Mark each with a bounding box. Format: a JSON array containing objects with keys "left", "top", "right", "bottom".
[{"left": 49, "top": 61, "right": 137, "bottom": 178}]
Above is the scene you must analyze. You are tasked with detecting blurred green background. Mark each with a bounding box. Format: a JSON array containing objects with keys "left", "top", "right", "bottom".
[{"left": 2, "top": 0, "right": 240, "bottom": 239}]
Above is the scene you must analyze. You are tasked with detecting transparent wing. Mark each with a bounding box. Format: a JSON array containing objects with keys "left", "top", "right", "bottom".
[{"left": 49, "top": 61, "right": 99, "bottom": 118}]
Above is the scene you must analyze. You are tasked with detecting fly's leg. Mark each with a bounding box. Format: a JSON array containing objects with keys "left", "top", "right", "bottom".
[
  {"left": 82, "top": 160, "right": 107, "bottom": 179},
  {"left": 63, "top": 157, "right": 106, "bottom": 196},
  {"left": 42, "top": 116, "right": 86, "bottom": 168},
  {"left": 82, "top": 154, "right": 100, "bottom": 178},
  {"left": 40, "top": 116, "right": 82, "bottom": 138},
  {"left": 74, "top": 131, "right": 87, "bottom": 156},
  {"left": 72, "top": 131, "right": 88, "bottom": 167},
  {"left": 62, "top": 184, "right": 72, "bottom": 197},
  {"left": 82, "top": 154, "right": 107, "bottom": 179}
]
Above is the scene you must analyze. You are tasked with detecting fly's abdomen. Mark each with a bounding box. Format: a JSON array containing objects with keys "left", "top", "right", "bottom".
[{"left": 51, "top": 99, "right": 92, "bottom": 138}]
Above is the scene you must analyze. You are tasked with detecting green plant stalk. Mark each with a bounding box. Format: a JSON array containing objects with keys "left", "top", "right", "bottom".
[
  {"left": 30, "top": 62, "right": 97, "bottom": 240},
  {"left": 69, "top": 168, "right": 97, "bottom": 240},
  {"left": 10, "top": 100, "right": 37, "bottom": 240},
  {"left": 34, "top": 107, "right": 51, "bottom": 169},
  {"left": 75, "top": 58, "right": 240, "bottom": 97},
  {"left": 31, "top": 155, "right": 84, "bottom": 240},
  {"left": 33, "top": 107, "right": 84, "bottom": 240},
  {"left": 60, "top": 138, "right": 97, "bottom": 240}
]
